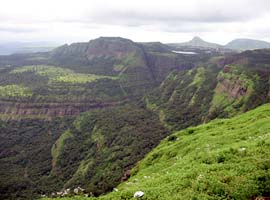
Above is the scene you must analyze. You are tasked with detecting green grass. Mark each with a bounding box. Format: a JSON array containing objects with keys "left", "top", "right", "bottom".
[
  {"left": 51, "top": 130, "right": 74, "bottom": 168},
  {"left": 188, "top": 67, "right": 206, "bottom": 106},
  {"left": 44, "top": 104, "right": 270, "bottom": 200},
  {"left": 11, "top": 65, "right": 117, "bottom": 84},
  {"left": 0, "top": 84, "right": 32, "bottom": 97},
  {"left": 189, "top": 67, "right": 206, "bottom": 87}
]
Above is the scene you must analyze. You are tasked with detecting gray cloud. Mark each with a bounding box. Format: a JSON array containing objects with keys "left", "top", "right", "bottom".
[
  {"left": 81, "top": 0, "right": 270, "bottom": 26},
  {"left": 0, "top": 0, "right": 269, "bottom": 43}
]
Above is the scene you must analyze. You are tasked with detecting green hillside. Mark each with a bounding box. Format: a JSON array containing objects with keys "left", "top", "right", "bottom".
[
  {"left": 0, "top": 37, "right": 213, "bottom": 199},
  {"left": 1, "top": 39, "right": 270, "bottom": 200},
  {"left": 45, "top": 104, "right": 270, "bottom": 200},
  {"left": 145, "top": 50, "right": 270, "bottom": 131},
  {"left": 48, "top": 104, "right": 169, "bottom": 196}
]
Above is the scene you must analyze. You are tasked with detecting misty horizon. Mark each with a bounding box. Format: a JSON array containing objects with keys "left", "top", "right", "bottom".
[{"left": 0, "top": 0, "right": 270, "bottom": 44}]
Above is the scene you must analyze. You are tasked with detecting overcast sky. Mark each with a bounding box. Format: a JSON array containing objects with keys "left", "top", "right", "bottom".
[{"left": 0, "top": 0, "right": 270, "bottom": 44}]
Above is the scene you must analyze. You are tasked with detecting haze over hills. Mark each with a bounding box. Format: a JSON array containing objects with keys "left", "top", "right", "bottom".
[
  {"left": 169, "top": 36, "right": 222, "bottom": 49},
  {"left": 168, "top": 36, "right": 270, "bottom": 51},
  {"left": 225, "top": 38, "right": 270, "bottom": 51},
  {"left": 1, "top": 36, "right": 270, "bottom": 56},
  {"left": 0, "top": 42, "right": 59, "bottom": 55},
  {"left": 0, "top": 36, "right": 270, "bottom": 200}
]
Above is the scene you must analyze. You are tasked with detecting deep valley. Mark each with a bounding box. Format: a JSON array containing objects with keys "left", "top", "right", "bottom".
[{"left": 0, "top": 37, "right": 270, "bottom": 200}]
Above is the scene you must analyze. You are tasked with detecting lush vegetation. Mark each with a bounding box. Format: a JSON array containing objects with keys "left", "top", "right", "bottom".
[
  {"left": 209, "top": 65, "right": 256, "bottom": 116},
  {"left": 11, "top": 65, "right": 117, "bottom": 84},
  {"left": 0, "top": 64, "right": 126, "bottom": 104},
  {"left": 50, "top": 104, "right": 169, "bottom": 196},
  {"left": 145, "top": 59, "right": 270, "bottom": 131},
  {"left": 1, "top": 39, "right": 270, "bottom": 200},
  {"left": 0, "top": 84, "right": 32, "bottom": 98},
  {"left": 145, "top": 64, "right": 219, "bottom": 130},
  {"left": 0, "top": 117, "right": 74, "bottom": 200},
  {"left": 45, "top": 104, "right": 270, "bottom": 200}
]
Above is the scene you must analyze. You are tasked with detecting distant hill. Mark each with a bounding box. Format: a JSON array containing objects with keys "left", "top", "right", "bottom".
[
  {"left": 169, "top": 36, "right": 222, "bottom": 49},
  {"left": 225, "top": 38, "right": 270, "bottom": 51},
  {"left": 168, "top": 37, "right": 270, "bottom": 52}
]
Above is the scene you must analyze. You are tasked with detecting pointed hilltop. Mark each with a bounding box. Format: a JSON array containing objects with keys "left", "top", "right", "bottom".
[{"left": 170, "top": 36, "right": 222, "bottom": 49}]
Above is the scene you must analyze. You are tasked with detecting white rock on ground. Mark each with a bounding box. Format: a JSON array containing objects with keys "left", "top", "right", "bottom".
[{"left": 134, "top": 191, "right": 144, "bottom": 198}]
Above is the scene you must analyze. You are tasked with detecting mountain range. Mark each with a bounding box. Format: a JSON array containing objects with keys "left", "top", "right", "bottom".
[
  {"left": 0, "top": 37, "right": 269, "bottom": 56},
  {"left": 168, "top": 36, "right": 270, "bottom": 51},
  {"left": 0, "top": 37, "right": 270, "bottom": 200}
]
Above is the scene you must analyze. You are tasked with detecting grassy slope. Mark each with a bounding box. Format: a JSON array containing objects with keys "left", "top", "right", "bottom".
[{"left": 46, "top": 104, "right": 270, "bottom": 200}]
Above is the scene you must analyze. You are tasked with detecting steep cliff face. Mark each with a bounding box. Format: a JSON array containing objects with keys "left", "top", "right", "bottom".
[
  {"left": 145, "top": 66, "right": 218, "bottom": 131},
  {"left": 52, "top": 37, "right": 142, "bottom": 61},
  {"left": 145, "top": 49, "right": 270, "bottom": 131},
  {"left": 0, "top": 100, "right": 128, "bottom": 118},
  {"left": 216, "top": 78, "right": 248, "bottom": 99},
  {"left": 223, "top": 49, "right": 270, "bottom": 66},
  {"left": 208, "top": 65, "right": 256, "bottom": 118},
  {"left": 86, "top": 37, "right": 142, "bottom": 59},
  {"left": 50, "top": 37, "right": 146, "bottom": 69}
]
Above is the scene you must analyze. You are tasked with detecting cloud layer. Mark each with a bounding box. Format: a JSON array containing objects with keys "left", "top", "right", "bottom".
[{"left": 0, "top": 0, "right": 269, "bottom": 44}]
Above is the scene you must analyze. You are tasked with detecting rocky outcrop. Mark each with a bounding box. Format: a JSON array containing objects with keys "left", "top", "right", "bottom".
[
  {"left": 216, "top": 76, "right": 249, "bottom": 99},
  {"left": 51, "top": 37, "right": 145, "bottom": 66},
  {"left": 0, "top": 99, "right": 129, "bottom": 118},
  {"left": 87, "top": 37, "right": 142, "bottom": 59},
  {"left": 145, "top": 52, "right": 195, "bottom": 83}
]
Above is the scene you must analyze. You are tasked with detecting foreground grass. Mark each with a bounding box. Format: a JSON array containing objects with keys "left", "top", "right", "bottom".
[{"left": 45, "top": 104, "right": 270, "bottom": 200}]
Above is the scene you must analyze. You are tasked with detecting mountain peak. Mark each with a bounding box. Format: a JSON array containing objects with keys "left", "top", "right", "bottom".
[
  {"left": 51, "top": 36, "right": 141, "bottom": 62},
  {"left": 191, "top": 36, "right": 204, "bottom": 42},
  {"left": 178, "top": 36, "right": 221, "bottom": 48}
]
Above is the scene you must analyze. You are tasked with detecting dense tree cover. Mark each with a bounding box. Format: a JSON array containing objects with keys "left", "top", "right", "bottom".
[
  {"left": 0, "top": 38, "right": 270, "bottom": 200},
  {"left": 145, "top": 53, "right": 270, "bottom": 131},
  {"left": 46, "top": 104, "right": 270, "bottom": 200},
  {"left": 50, "top": 104, "right": 169, "bottom": 196},
  {"left": 0, "top": 65, "right": 125, "bottom": 102},
  {"left": 0, "top": 117, "right": 74, "bottom": 199}
]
